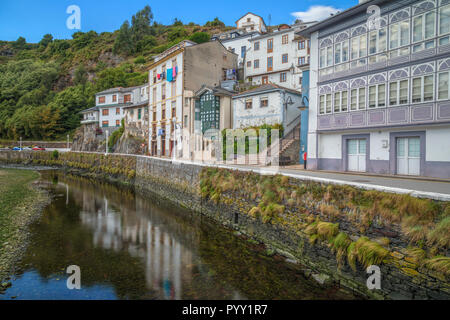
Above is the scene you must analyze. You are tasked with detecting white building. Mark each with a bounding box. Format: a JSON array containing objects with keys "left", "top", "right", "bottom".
[
  {"left": 95, "top": 87, "right": 137, "bottom": 128},
  {"left": 123, "top": 84, "right": 150, "bottom": 138},
  {"left": 245, "top": 23, "right": 314, "bottom": 91},
  {"left": 212, "top": 30, "right": 261, "bottom": 68},
  {"left": 298, "top": 0, "right": 450, "bottom": 179},
  {"left": 233, "top": 84, "right": 303, "bottom": 135},
  {"left": 236, "top": 12, "right": 267, "bottom": 34}
]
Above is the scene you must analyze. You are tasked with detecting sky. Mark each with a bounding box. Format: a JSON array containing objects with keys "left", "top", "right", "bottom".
[{"left": 0, "top": 0, "right": 358, "bottom": 43}]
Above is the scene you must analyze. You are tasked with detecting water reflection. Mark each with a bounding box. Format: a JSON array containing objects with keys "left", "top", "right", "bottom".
[{"left": 1, "top": 171, "right": 357, "bottom": 300}]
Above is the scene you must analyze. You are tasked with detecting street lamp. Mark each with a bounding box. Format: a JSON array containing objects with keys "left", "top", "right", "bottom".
[
  {"left": 105, "top": 129, "right": 109, "bottom": 155},
  {"left": 67, "top": 134, "right": 70, "bottom": 150},
  {"left": 298, "top": 96, "right": 309, "bottom": 111},
  {"left": 19, "top": 136, "right": 22, "bottom": 151}
]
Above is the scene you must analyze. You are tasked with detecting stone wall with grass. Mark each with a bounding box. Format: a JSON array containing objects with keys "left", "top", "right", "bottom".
[{"left": 1, "top": 150, "right": 449, "bottom": 299}]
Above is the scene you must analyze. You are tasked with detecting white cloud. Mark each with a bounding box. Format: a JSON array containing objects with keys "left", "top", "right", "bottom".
[{"left": 291, "top": 5, "right": 342, "bottom": 22}]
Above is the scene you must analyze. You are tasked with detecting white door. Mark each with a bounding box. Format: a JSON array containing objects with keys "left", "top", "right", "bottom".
[
  {"left": 347, "top": 139, "right": 366, "bottom": 172},
  {"left": 397, "top": 137, "right": 420, "bottom": 176}
]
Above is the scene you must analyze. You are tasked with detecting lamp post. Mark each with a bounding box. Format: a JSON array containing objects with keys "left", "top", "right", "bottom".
[
  {"left": 67, "top": 134, "right": 70, "bottom": 150},
  {"left": 105, "top": 130, "right": 109, "bottom": 156},
  {"left": 20, "top": 136, "right": 22, "bottom": 151}
]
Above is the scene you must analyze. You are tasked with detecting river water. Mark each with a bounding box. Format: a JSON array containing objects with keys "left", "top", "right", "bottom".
[{"left": 1, "top": 170, "right": 357, "bottom": 300}]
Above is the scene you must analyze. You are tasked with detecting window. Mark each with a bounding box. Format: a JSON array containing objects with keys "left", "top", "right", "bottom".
[
  {"left": 254, "top": 59, "right": 259, "bottom": 68},
  {"left": 254, "top": 41, "right": 260, "bottom": 51},
  {"left": 369, "top": 28, "right": 387, "bottom": 55},
  {"left": 116, "top": 120, "right": 120, "bottom": 127},
  {"left": 116, "top": 108, "right": 120, "bottom": 115},
  {"left": 267, "top": 57, "right": 273, "bottom": 71},
  {"left": 280, "top": 73, "right": 287, "bottom": 82},
  {"left": 351, "top": 34, "right": 367, "bottom": 60},
  {"left": 102, "top": 109, "right": 109, "bottom": 116},
  {"left": 319, "top": 94, "right": 333, "bottom": 114},
  {"left": 390, "top": 20, "right": 410, "bottom": 49},
  {"left": 262, "top": 76, "right": 268, "bottom": 84},
  {"left": 299, "top": 40, "right": 306, "bottom": 49},
  {"left": 350, "top": 88, "right": 366, "bottom": 111},
  {"left": 241, "top": 46, "right": 246, "bottom": 58},
  {"left": 320, "top": 45, "right": 333, "bottom": 68},
  {"left": 112, "top": 95, "right": 117, "bottom": 102},
  {"left": 99, "top": 96, "right": 106, "bottom": 104},
  {"left": 245, "top": 99, "right": 253, "bottom": 109},
  {"left": 184, "top": 115, "right": 188, "bottom": 128},
  {"left": 298, "top": 57, "right": 306, "bottom": 65},
  {"left": 267, "top": 38, "right": 273, "bottom": 53},
  {"left": 282, "top": 35, "right": 289, "bottom": 44},
  {"left": 389, "top": 80, "right": 409, "bottom": 106},
  {"left": 333, "top": 91, "right": 348, "bottom": 112},
  {"left": 172, "top": 81, "right": 177, "bottom": 97},
  {"left": 368, "top": 84, "right": 386, "bottom": 108},
  {"left": 138, "top": 109, "right": 142, "bottom": 120},
  {"left": 260, "top": 97, "right": 268, "bottom": 107},
  {"left": 439, "top": 4, "right": 450, "bottom": 35},
  {"left": 102, "top": 121, "right": 109, "bottom": 127},
  {"left": 172, "top": 106, "right": 176, "bottom": 118},
  {"left": 153, "top": 111, "right": 156, "bottom": 121},
  {"left": 414, "top": 11, "right": 436, "bottom": 43},
  {"left": 438, "top": 71, "right": 450, "bottom": 100},
  {"left": 282, "top": 54, "right": 288, "bottom": 64},
  {"left": 162, "top": 84, "right": 166, "bottom": 100},
  {"left": 335, "top": 40, "right": 349, "bottom": 64},
  {"left": 247, "top": 61, "right": 252, "bottom": 68},
  {"left": 124, "top": 94, "right": 131, "bottom": 103},
  {"left": 153, "top": 70, "right": 157, "bottom": 84},
  {"left": 412, "top": 75, "right": 434, "bottom": 103}
]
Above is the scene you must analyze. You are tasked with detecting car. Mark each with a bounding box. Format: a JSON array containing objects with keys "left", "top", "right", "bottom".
[
  {"left": 23, "top": 147, "right": 32, "bottom": 151},
  {"left": 12, "top": 147, "right": 22, "bottom": 151},
  {"left": 32, "top": 146, "right": 46, "bottom": 151}
]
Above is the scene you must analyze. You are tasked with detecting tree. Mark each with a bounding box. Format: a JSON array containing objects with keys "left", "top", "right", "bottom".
[
  {"left": 39, "top": 34, "right": 53, "bottom": 48},
  {"left": 204, "top": 17, "right": 225, "bottom": 28},
  {"left": 131, "top": 5, "right": 153, "bottom": 43},
  {"left": 12, "top": 37, "right": 27, "bottom": 50},
  {"left": 173, "top": 18, "right": 183, "bottom": 26},
  {"left": 113, "top": 21, "right": 134, "bottom": 55},
  {"left": 73, "top": 65, "right": 88, "bottom": 87},
  {"left": 189, "top": 32, "right": 210, "bottom": 44}
]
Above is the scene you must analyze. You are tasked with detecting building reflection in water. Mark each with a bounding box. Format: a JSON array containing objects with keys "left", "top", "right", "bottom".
[{"left": 61, "top": 179, "right": 221, "bottom": 300}]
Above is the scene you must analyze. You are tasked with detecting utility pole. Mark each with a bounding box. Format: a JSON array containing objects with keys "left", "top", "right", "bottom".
[
  {"left": 20, "top": 136, "right": 22, "bottom": 151},
  {"left": 67, "top": 134, "right": 70, "bottom": 150}
]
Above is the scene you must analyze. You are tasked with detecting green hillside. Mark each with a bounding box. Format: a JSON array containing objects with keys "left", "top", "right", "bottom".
[{"left": 0, "top": 6, "right": 231, "bottom": 140}]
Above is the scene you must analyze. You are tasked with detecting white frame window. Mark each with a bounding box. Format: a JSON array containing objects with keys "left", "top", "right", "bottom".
[
  {"left": 438, "top": 71, "right": 450, "bottom": 100},
  {"left": 333, "top": 91, "right": 349, "bottom": 112},
  {"left": 320, "top": 45, "right": 333, "bottom": 68},
  {"left": 413, "top": 10, "right": 436, "bottom": 43},
  {"left": 389, "top": 79, "right": 409, "bottom": 106},
  {"left": 412, "top": 74, "right": 434, "bottom": 103},
  {"left": 439, "top": 4, "right": 450, "bottom": 36},
  {"left": 319, "top": 93, "right": 333, "bottom": 114},
  {"left": 351, "top": 34, "right": 367, "bottom": 60},
  {"left": 369, "top": 27, "right": 387, "bottom": 55},
  {"left": 335, "top": 40, "right": 349, "bottom": 64},
  {"left": 260, "top": 96, "right": 269, "bottom": 108},
  {"left": 389, "top": 20, "right": 410, "bottom": 49},
  {"left": 368, "top": 84, "right": 386, "bottom": 108},
  {"left": 350, "top": 87, "right": 366, "bottom": 111}
]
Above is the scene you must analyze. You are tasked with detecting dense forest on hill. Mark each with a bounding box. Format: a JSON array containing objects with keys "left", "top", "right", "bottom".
[{"left": 0, "top": 6, "right": 231, "bottom": 140}]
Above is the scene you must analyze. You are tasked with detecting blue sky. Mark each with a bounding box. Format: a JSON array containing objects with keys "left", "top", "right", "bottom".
[{"left": 0, "top": 0, "right": 357, "bottom": 43}]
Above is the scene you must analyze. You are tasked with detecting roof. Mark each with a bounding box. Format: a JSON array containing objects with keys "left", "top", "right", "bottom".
[
  {"left": 80, "top": 106, "right": 99, "bottom": 113},
  {"left": 297, "top": 0, "right": 389, "bottom": 37},
  {"left": 195, "top": 85, "right": 237, "bottom": 97},
  {"left": 233, "top": 84, "right": 302, "bottom": 99},
  {"left": 248, "top": 25, "right": 302, "bottom": 42},
  {"left": 212, "top": 30, "right": 261, "bottom": 43},
  {"left": 96, "top": 86, "right": 138, "bottom": 96},
  {"left": 235, "top": 12, "right": 267, "bottom": 27},
  {"left": 123, "top": 100, "right": 149, "bottom": 109}
]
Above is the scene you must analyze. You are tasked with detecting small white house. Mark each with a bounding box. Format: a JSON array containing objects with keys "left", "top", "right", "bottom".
[
  {"left": 236, "top": 12, "right": 267, "bottom": 34},
  {"left": 233, "top": 84, "right": 303, "bottom": 135},
  {"left": 95, "top": 87, "right": 137, "bottom": 128}
]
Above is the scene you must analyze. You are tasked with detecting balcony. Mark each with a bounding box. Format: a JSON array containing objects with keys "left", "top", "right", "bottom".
[{"left": 81, "top": 116, "right": 98, "bottom": 124}]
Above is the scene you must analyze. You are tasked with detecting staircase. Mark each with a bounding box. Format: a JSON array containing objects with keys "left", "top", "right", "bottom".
[{"left": 279, "top": 121, "right": 301, "bottom": 166}]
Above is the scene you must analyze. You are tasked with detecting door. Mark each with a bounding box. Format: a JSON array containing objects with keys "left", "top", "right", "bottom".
[
  {"left": 397, "top": 137, "right": 420, "bottom": 176},
  {"left": 347, "top": 139, "right": 366, "bottom": 172}
]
